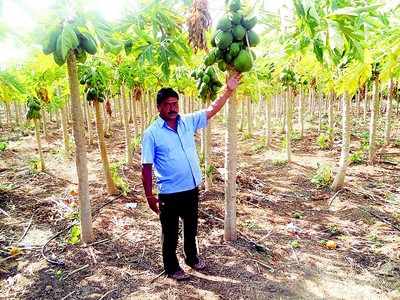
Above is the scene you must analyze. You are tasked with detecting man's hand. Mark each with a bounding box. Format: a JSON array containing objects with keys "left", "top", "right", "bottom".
[
  {"left": 205, "top": 71, "right": 242, "bottom": 119},
  {"left": 226, "top": 71, "right": 242, "bottom": 92},
  {"left": 146, "top": 195, "right": 160, "bottom": 214}
]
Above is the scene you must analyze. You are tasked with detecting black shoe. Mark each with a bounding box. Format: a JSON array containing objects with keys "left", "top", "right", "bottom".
[
  {"left": 187, "top": 258, "right": 206, "bottom": 270},
  {"left": 167, "top": 269, "right": 190, "bottom": 281}
]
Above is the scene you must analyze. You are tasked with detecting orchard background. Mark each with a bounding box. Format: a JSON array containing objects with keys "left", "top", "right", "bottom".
[{"left": 0, "top": 0, "right": 399, "bottom": 299}]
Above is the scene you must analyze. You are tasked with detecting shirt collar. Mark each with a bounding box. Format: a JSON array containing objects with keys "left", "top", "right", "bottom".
[{"left": 156, "top": 114, "right": 181, "bottom": 128}]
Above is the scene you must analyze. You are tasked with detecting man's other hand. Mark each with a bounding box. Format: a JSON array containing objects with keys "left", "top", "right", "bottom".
[{"left": 146, "top": 195, "right": 160, "bottom": 214}]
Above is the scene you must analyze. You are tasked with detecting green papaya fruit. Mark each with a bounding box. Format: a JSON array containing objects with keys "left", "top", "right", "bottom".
[
  {"left": 229, "top": 0, "right": 241, "bottom": 12},
  {"left": 224, "top": 52, "right": 233, "bottom": 64},
  {"left": 245, "top": 30, "right": 260, "bottom": 47},
  {"left": 218, "top": 60, "right": 227, "bottom": 72},
  {"left": 216, "top": 17, "right": 232, "bottom": 31},
  {"left": 204, "top": 52, "right": 216, "bottom": 66},
  {"left": 202, "top": 74, "right": 210, "bottom": 84},
  {"left": 229, "top": 12, "right": 242, "bottom": 25},
  {"left": 214, "top": 48, "right": 223, "bottom": 59},
  {"left": 233, "top": 49, "right": 253, "bottom": 72},
  {"left": 242, "top": 16, "right": 257, "bottom": 30},
  {"left": 232, "top": 25, "right": 246, "bottom": 41},
  {"left": 215, "top": 31, "right": 233, "bottom": 50},
  {"left": 229, "top": 42, "right": 241, "bottom": 57},
  {"left": 199, "top": 83, "right": 208, "bottom": 98},
  {"left": 124, "top": 39, "right": 133, "bottom": 55}
]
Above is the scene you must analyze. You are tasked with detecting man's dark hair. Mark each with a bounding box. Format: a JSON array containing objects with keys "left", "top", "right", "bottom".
[{"left": 156, "top": 88, "right": 179, "bottom": 105}]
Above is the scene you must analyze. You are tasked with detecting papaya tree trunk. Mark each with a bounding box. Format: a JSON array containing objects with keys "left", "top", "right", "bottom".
[
  {"left": 224, "top": 92, "right": 238, "bottom": 241},
  {"left": 298, "top": 90, "right": 304, "bottom": 138},
  {"left": 309, "top": 88, "right": 314, "bottom": 119},
  {"left": 147, "top": 91, "right": 152, "bottom": 124},
  {"left": 128, "top": 90, "right": 133, "bottom": 124},
  {"left": 56, "top": 108, "right": 61, "bottom": 128},
  {"left": 116, "top": 97, "right": 123, "bottom": 127},
  {"left": 0, "top": 103, "right": 3, "bottom": 127},
  {"left": 317, "top": 94, "right": 322, "bottom": 133},
  {"left": 368, "top": 79, "right": 380, "bottom": 163},
  {"left": 13, "top": 101, "right": 20, "bottom": 126},
  {"left": 93, "top": 100, "right": 118, "bottom": 195},
  {"left": 281, "top": 93, "right": 286, "bottom": 134},
  {"left": 66, "top": 51, "right": 93, "bottom": 243},
  {"left": 131, "top": 91, "right": 138, "bottom": 137},
  {"left": 285, "top": 89, "right": 292, "bottom": 162},
  {"left": 328, "top": 92, "right": 334, "bottom": 130},
  {"left": 42, "top": 109, "right": 49, "bottom": 140},
  {"left": 85, "top": 100, "right": 93, "bottom": 145},
  {"left": 384, "top": 79, "right": 394, "bottom": 146},
  {"left": 246, "top": 96, "right": 252, "bottom": 136},
  {"left": 5, "top": 102, "right": 11, "bottom": 127},
  {"left": 121, "top": 85, "right": 133, "bottom": 164},
  {"left": 34, "top": 118, "right": 45, "bottom": 171},
  {"left": 265, "top": 96, "right": 272, "bottom": 147},
  {"left": 139, "top": 94, "right": 145, "bottom": 135},
  {"left": 363, "top": 88, "right": 368, "bottom": 123},
  {"left": 60, "top": 105, "right": 70, "bottom": 155},
  {"left": 240, "top": 99, "right": 244, "bottom": 131},
  {"left": 332, "top": 92, "right": 351, "bottom": 191}
]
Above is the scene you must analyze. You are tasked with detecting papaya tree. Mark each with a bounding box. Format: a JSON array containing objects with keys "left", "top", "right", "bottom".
[
  {"left": 79, "top": 59, "right": 118, "bottom": 195},
  {"left": 290, "top": 0, "right": 381, "bottom": 190},
  {"left": 279, "top": 67, "right": 298, "bottom": 162},
  {"left": 40, "top": 13, "right": 101, "bottom": 243},
  {"left": 376, "top": 14, "right": 400, "bottom": 146},
  {"left": 202, "top": 0, "right": 259, "bottom": 241},
  {"left": 0, "top": 70, "right": 25, "bottom": 128},
  {"left": 26, "top": 96, "right": 45, "bottom": 171}
]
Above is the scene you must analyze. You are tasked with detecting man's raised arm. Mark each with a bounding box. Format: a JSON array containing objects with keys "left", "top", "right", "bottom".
[{"left": 205, "top": 71, "right": 242, "bottom": 120}]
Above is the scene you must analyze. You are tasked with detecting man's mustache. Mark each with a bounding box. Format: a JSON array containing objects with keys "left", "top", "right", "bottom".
[{"left": 168, "top": 111, "right": 178, "bottom": 115}]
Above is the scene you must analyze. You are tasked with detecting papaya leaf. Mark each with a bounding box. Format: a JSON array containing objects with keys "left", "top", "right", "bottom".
[
  {"left": 59, "top": 23, "right": 79, "bottom": 61},
  {"left": 313, "top": 39, "right": 324, "bottom": 63}
]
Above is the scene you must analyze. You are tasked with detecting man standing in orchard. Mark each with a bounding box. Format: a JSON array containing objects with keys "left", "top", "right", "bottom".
[{"left": 141, "top": 71, "right": 241, "bottom": 280}]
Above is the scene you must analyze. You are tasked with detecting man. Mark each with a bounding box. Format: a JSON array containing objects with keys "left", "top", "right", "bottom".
[{"left": 141, "top": 71, "right": 241, "bottom": 280}]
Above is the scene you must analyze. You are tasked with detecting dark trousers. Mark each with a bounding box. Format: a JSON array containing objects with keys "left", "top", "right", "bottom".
[{"left": 159, "top": 187, "right": 199, "bottom": 274}]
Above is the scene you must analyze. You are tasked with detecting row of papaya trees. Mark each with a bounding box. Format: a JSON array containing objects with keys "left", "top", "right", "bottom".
[{"left": 1, "top": 0, "right": 400, "bottom": 242}]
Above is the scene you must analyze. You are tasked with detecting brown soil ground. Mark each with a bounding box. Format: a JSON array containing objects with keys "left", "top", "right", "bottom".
[{"left": 1, "top": 112, "right": 400, "bottom": 300}]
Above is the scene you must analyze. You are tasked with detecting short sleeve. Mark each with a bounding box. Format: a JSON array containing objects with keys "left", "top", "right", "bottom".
[
  {"left": 186, "top": 110, "right": 208, "bottom": 131},
  {"left": 141, "top": 130, "right": 155, "bottom": 164}
]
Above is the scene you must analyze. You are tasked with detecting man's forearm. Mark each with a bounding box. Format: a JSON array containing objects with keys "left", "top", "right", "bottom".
[
  {"left": 141, "top": 164, "right": 153, "bottom": 197},
  {"left": 206, "top": 88, "right": 233, "bottom": 120}
]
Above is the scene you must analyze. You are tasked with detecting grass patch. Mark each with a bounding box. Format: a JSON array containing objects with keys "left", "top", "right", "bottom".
[{"left": 311, "top": 164, "right": 333, "bottom": 187}]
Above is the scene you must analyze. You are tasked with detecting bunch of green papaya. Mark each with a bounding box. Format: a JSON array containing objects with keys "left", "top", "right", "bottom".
[
  {"left": 191, "top": 66, "right": 223, "bottom": 101},
  {"left": 79, "top": 67, "right": 106, "bottom": 103},
  {"left": 280, "top": 68, "right": 298, "bottom": 88},
  {"left": 43, "top": 25, "right": 97, "bottom": 66},
  {"left": 205, "top": 0, "right": 259, "bottom": 73},
  {"left": 26, "top": 96, "right": 41, "bottom": 120}
]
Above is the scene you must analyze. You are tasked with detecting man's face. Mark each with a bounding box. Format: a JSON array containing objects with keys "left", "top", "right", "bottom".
[{"left": 158, "top": 96, "right": 179, "bottom": 120}]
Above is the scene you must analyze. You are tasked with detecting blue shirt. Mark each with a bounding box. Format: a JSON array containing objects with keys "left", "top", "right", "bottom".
[{"left": 141, "top": 110, "right": 208, "bottom": 194}]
